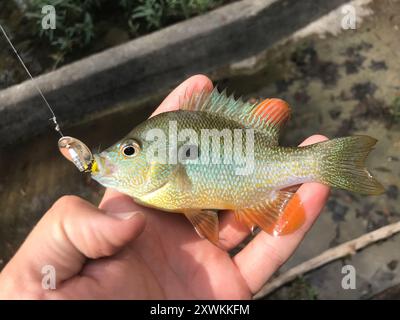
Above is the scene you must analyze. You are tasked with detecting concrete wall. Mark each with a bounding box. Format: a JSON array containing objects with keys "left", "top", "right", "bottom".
[{"left": 0, "top": 0, "right": 348, "bottom": 146}]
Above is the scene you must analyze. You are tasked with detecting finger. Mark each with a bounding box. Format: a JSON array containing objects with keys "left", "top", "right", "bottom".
[
  {"left": 233, "top": 135, "right": 330, "bottom": 293},
  {"left": 152, "top": 74, "right": 213, "bottom": 116},
  {"left": 99, "top": 188, "right": 144, "bottom": 213},
  {"left": 0, "top": 196, "right": 146, "bottom": 293},
  {"left": 218, "top": 212, "right": 250, "bottom": 250},
  {"left": 298, "top": 134, "right": 328, "bottom": 147}
]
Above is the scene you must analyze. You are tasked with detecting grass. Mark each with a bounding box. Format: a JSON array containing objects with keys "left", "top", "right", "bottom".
[
  {"left": 390, "top": 96, "right": 400, "bottom": 122},
  {"left": 288, "top": 277, "right": 319, "bottom": 300},
  {"left": 25, "top": 0, "right": 224, "bottom": 63}
]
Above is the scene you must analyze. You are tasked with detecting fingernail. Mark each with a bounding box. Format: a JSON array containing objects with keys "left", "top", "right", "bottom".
[{"left": 108, "top": 211, "right": 143, "bottom": 220}]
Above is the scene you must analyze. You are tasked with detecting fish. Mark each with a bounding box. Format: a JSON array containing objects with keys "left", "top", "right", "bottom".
[{"left": 91, "top": 89, "right": 384, "bottom": 245}]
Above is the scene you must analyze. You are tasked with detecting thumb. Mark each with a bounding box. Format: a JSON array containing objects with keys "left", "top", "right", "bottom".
[{"left": 0, "top": 195, "right": 146, "bottom": 296}]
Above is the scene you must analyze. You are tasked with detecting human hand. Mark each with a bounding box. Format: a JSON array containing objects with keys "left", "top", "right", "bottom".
[{"left": 0, "top": 75, "right": 329, "bottom": 299}]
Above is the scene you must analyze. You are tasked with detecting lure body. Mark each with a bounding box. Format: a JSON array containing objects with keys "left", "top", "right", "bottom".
[{"left": 91, "top": 89, "right": 383, "bottom": 244}]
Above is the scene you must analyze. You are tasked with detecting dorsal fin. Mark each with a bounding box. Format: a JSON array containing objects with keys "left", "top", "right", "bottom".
[{"left": 180, "top": 88, "right": 290, "bottom": 144}]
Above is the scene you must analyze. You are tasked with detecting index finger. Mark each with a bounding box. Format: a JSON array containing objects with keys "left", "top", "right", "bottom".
[{"left": 152, "top": 74, "right": 213, "bottom": 116}]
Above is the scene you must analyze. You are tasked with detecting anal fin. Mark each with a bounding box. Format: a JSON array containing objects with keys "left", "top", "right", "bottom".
[
  {"left": 184, "top": 210, "right": 219, "bottom": 245},
  {"left": 234, "top": 191, "right": 305, "bottom": 236}
]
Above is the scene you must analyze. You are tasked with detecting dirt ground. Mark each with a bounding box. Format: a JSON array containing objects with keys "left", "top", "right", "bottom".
[{"left": 0, "top": 0, "right": 399, "bottom": 299}]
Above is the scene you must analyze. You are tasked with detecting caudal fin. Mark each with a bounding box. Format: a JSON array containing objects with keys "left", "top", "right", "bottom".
[{"left": 314, "top": 136, "right": 384, "bottom": 195}]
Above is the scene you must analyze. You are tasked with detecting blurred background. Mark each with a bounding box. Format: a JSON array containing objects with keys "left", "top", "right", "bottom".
[{"left": 0, "top": 0, "right": 399, "bottom": 299}]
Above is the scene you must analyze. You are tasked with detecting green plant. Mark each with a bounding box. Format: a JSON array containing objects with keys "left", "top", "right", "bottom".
[
  {"left": 391, "top": 96, "right": 400, "bottom": 122},
  {"left": 167, "top": 0, "right": 221, "bottom": 18},
  {"left": 124, "top": 0, "right": 222, "bottom": 32},
  {"left": 26, "top": 0, "right": 99, "bottom": 55},
  {"left": 130, "top": 0, "right": 164, "bottom": 29},
  {"left": 25, "top": 0, "right": 225, "bottom": 61},
  {"left": 288, "top": 277, "right": 318, "bottom": 300}
]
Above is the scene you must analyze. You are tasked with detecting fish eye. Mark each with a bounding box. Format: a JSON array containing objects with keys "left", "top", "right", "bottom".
[{"left": 120, "top": 140, "right": 140, "bottom": 158}]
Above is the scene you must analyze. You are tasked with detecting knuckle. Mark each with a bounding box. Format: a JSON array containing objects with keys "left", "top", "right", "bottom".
[
  {"left": 51, "top": 195, "right": 83, "bottom": 215},
  {"left": 86, "top": 241, "right": 115, "bottom": 259}
]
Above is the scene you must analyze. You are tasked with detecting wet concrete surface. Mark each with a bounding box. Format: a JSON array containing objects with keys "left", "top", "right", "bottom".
[
  {"left": 220, "top": 0, "right": 400, "bottom": 299},
  {"left": 0, "top": 0, "right": 399, "bottom": 299}
]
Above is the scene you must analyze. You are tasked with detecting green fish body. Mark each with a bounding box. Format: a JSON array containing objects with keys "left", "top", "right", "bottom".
[{"left": 91, "top": 89, "right": 384, "bottom": 244}]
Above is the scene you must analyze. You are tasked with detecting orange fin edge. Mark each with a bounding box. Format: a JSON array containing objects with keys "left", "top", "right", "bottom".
[
  {"left": 184, "top": 210, "right": 219, "bottom": 244},
  {"left": 252, "top": 98, "right": 291, "bottom": 130},
  {"left": 234, "top": 192, "right": 305, "bottom": 236}
]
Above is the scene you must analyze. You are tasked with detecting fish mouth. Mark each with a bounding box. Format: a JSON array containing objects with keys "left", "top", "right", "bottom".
[{"left": 91, "top": 153, "right": 116, "bottom": 178}]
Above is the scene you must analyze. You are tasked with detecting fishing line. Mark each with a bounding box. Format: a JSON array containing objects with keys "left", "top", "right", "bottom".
[
  {"left": 0, "top": 24, "right": 63, "bottom": 137},
  {"left": 0, "top": 24, "right": 94, "bottom": 172}
]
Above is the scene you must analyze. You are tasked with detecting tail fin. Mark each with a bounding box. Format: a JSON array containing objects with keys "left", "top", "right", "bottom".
[{"left": 314, "top": 136, "right": 384, "bottom": 195}]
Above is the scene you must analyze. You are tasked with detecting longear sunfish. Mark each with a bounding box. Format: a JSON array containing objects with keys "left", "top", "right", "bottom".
[{"left": 91, "top": 89, "right": 384, "bottom": 245}]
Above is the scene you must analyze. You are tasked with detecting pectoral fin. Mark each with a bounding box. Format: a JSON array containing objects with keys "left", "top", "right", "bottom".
[
  {"left": 145, "top": 162, "right": 192, "bottom": 195},
  {"left": 184, "top": 210, "right": 219, "bottom": 245},
  {"left": 234, "top": 191, "right": 305, "bottom": 236},
  {"left": 144, "top": 162, "right": 174, "bottom": 193},
  {"left": 174, "top": 164, "right": 192, "bottom": 191}
]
